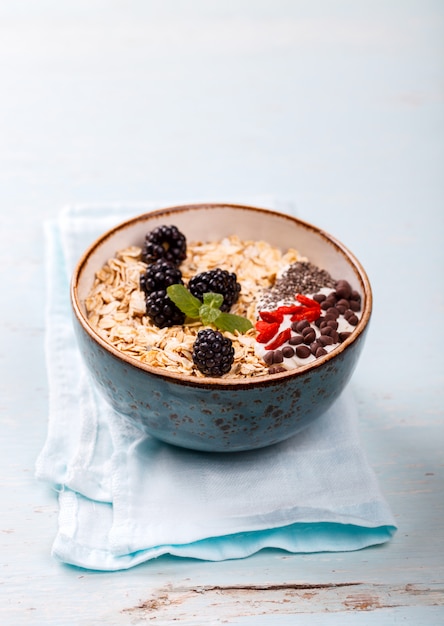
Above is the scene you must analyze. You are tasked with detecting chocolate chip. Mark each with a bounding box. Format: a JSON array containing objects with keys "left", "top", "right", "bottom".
[
  {"left": 344, "top": 309, "right": 360, "bottom": 325},
  {"left": 323, "top": 314, "right": 337, "bottom": 323},
  {"left": 268, "top": 365, "right": 287, "bottom": 374},
  {"left": 315, "top": 347, "right": 327, "bottom": 358},
  {"left": 302, "top": 327, "right": 316, "bottom": 344},
  {"left": 326, "top": 307, "right": 340, "bottom": 318},
  {"left": 302, "top": 325, "right": 314, "bottom": 335},
  {"left": 310, "top": 341, "right": 321, "bottom": 355},
  {"left": 330, "top": 330, "right": 339, "bottom": 343},
  {"left": 339, "top": 331, "right": 351, "bottom": 342},
  {"left": 336, "top": 298, "right": 350, "bottom": 309},
  {"left": 282, "top": 345, "right": 295, "bottom": 358},
  {"left": 293, "top": 320, "right": 310, "bottom": 333},
  {"left": 296, "top": 345, "right": 311, "bottom": 358},
  {"left": 264, "top": 350, "right": 283, "bottom": 365},
  {"left": 320, "top": 325, "right": 332, "bottom": 336},
  {"left": 289, "top": 334, "right": 304, "bottom": 345},
  {"left": 335, "top": 280, "right": 352, "bottom": 300},
  {"left": 312, "top": 293, "right": 326, "bottom": 303},
  {"left": 263, "top": 351, "right": 274, "bottom": 365},
  {"left": 326, "top": 319, "right": 338, "bottom": 330},
  {"left": 349, "top": 299, "right": 361, "bottom": 312},
  {"left": 318, "top": 334, "right": 334, "bottom": 346},
  {"left": 347, "top": 314, "right": 359, "bottom": 326},
  {"left": 273, "top": 350, "right": 284, "bottom": 363},
  {"left": 350, "top": 290, "right": 361, "bottom": 303},
  {"left": 321, "top": 298, "right": 336, "bottom": 310},
  {"left": 336, "top": 298, "right": 350, "bottom": 314}
]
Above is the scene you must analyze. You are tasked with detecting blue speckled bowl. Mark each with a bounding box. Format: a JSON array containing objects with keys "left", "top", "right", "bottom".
[{"left": 71, "top": 203, "right": 372, "bottom": 452}]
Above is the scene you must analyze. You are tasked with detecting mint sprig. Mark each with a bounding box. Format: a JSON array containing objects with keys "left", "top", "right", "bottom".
[
  {"left": 166, "top": 284, "right": 253, "bottom": 334},
  {"left": 214, "top": 312, "right": 253, "bottom": 334},
  {"left": 167, "top": 284, "right": 201, "bottom": 318}
]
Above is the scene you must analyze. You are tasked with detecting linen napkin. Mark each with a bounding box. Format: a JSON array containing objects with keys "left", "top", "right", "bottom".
[{"left": 36, "top": 202, "right": 396, "bottom": 571}]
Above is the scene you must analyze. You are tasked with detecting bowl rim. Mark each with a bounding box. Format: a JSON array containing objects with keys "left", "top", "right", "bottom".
[{"left": 70, "top": 202, "right": 373, "bottom": 389}]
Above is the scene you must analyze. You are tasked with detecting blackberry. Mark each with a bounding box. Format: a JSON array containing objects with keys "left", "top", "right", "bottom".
[
  {"left": 142, "top": 225, "right": 187, "bottom": 266},
  {"left": 140, "top": 259, "right": 183, "bottom": 295},
  {"left": 188, "top": 268, "right": 241, "bottom": 312},
  {"left": 145, "top": 289, "right": 186, "bottom": 328},
  {"left": 192, "top": 329, "right": 235, "bottom": 377}
]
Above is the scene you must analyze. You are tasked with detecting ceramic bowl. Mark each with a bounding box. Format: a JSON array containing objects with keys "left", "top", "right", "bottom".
[{"left": 71, "top": 203, "right": 372, "bottom": 452}]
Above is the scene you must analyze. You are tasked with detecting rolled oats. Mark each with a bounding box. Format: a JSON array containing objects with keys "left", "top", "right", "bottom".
[{"left": 85, "top": 237, "right": 302, "bottom": 378}]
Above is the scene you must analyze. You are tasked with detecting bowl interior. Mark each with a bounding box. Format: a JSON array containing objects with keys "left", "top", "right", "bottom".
[{"left": 75, "top": 204, "right": 368, "bottom": 310}]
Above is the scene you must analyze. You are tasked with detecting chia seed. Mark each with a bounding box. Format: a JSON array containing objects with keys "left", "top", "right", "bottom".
[{"left": 258, "top": 261, "right": 336, "bottom": 310}]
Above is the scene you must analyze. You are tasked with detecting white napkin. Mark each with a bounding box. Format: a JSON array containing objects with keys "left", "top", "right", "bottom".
[{"left": 36, "top": 203, "right": 396, "bottom": 571}]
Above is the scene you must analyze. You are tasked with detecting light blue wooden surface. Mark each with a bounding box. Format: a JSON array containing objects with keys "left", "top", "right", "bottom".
[{"left": 1, "top": 1, "right": 443, "bottom": 624}]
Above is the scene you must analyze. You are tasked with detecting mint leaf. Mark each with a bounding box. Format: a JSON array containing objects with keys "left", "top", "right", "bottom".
[
  {"left": 200, "top": 304, "right": 222, "bottom": 325},
  {"left": 214, "top": 312, "right": 253, "bottom": 334},
  {"left": 203, "top": 292, "right": 224, "bottom": 309},
  {"left": 166, "top": 284, "right": 201, "bottom": 318},
  {"left": 167, "top": 285, "right": 253, "bottom": 334}
]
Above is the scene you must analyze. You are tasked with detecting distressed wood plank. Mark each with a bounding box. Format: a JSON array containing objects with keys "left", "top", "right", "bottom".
[{"left": 120, "top": 582, "right": 444, "bottom": 623}]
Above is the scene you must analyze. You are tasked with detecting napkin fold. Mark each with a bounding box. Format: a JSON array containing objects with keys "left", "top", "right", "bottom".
[{"left": 36, "top": 202, "right": 396, "bottom": 571}]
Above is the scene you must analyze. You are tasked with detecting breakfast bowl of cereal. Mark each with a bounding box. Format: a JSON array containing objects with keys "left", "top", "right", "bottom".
[{"left": 70, "top": 203, "right": 372, "bottom": 452}]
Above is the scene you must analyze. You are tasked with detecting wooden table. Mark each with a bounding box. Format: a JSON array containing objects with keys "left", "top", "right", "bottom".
[{"left": 1, "top": 2, "right": 443, "bottom": 623}]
